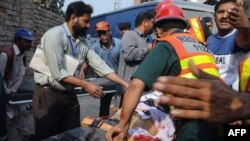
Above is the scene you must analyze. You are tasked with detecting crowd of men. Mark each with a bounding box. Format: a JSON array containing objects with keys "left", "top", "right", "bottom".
[{"left": 0, "top": 0, "right": 250, "bottom": 141}]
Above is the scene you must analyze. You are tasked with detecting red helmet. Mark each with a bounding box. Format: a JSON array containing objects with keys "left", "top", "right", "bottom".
[
  {"left": 154, "top": 0, "right": 187, "bottom": 28},
  {"left": 155, "top": 0, "right": 173, "bottom": 12},
  {"left": 96, "top": 21, "right": 110, "bottom": 31}
]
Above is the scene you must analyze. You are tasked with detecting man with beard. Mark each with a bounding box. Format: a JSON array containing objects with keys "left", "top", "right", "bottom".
[
  {"left": 118, "top": 11, "right": 154, "bottom": 84},
  {"left": 33, "top": 1, "right": 128, "bottom": 140},
  {"left": 117, "top": 11, "right": 154, "bottom": 107}
]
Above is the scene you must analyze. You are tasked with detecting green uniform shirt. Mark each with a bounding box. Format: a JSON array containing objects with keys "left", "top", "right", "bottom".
[
  {"left": 132, "top": 30, "right": 221, "bottom": 141},
  {"left": 132, "top": 41, "right": 181, "bottom": 91}
]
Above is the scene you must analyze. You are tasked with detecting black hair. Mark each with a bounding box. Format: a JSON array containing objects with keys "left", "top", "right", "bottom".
[
  {"left": 146, "top": 9, "right": 156, "bottom": 17},
  {"left": 203, "top": 0, "right": 218, "bottom": 6},
  {"left": 117, "top": 22, "right": 131, "bottom": 30},
  {"left": 214, "top": 0, "right": 236, "bottom": 12},
  {"left": 135, "top": 11, "right": 154, "bottom": 27},
  {"left": 65, "top": 1, "right": 93, "bottom": 22},
  {"left": 155, "top": 19, "right": 186, "bottom": 31},
  {"left": 202, "top": 16, "right": 213, "bottom": 23}
]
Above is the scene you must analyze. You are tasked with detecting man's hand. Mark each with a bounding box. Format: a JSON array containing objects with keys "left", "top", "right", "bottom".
[
  {"left": 106, "top": 123, "right": 129, "bottom": 141},
  {"left": 228, "top": 0, "right": 250, "bottom": 30},
  {"left": 83, "top": 82, "right": 104, "bottom": 98},
  {"left": 153, "top": 61, "right": 245, "bottom": 123}
]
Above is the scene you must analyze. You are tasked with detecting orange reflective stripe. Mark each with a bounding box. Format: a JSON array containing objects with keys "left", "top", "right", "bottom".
[
  {"left": 180, "top": 54, "right": 216, "bottom": 70},
  {"left": 157, "top": 35, "right": 187, "bottom": 58},
  {"left": 188, "top": 17, "right": 206, "bottom": 45},
  {"left": 239, "top": 57, "right": 250, "bottom": 92},
  {"left": 180, "top": 54, "right": 219, "bottom": 77},
  {"left": 181, "top": 68, "right": 219, "bottom": 78},
  {"left": 180, "top": 63, "right": 219, "bottom": 76},
  {"left": 158, "top": 32, "right": 220, "bottom": 79}
]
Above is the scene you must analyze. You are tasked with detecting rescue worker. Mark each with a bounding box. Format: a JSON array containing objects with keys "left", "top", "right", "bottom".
[
  {"left": 106, "top": 1, "right": 221, "bottom": 141},
  {"left": 155, "top": 0, "right": 211, "bottom": 45},
  {"left": 188, "top": 16, "right": 212, "bottom": 45},
  {"left": 239, "top": 56, "right": 250, "bottom": 92}
]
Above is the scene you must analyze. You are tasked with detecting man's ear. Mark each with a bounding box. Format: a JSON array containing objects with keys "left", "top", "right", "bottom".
[
  {"left": 145, "top": 19, "right": 151, "bottom": 26},
  {"left": 71, "top": 14, "right": 78, "bottom": 23},
  {"left": 142, "top": 19, "right": 148, "bottom": 27}
]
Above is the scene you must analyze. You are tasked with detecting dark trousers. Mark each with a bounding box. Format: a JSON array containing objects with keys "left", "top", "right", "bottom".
[
  {"left": 33, "top": 85, "right": 80, "bottom": 141},
  {"left": 99, "top": 93, "right": 114, "bottom": 117},
  {"left": 0, "top": 75, "right": 7, "bottom": 141}
]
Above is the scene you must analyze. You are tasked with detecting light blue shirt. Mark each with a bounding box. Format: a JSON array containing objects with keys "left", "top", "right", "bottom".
[
  {"left": 34, "top": 23, "right": 114, "bottom": 91},
  {"left": 92, "top": 38, "right": 121, "bottom": 72}
]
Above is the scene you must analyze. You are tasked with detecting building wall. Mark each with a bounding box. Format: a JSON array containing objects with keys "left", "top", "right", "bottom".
[{"left": 0, "top": 0, "right": 64, "bottom": 79}]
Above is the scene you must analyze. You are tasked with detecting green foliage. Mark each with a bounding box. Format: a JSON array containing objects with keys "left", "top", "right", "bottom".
[
  {"left": 32, "top": 0, "right": 65, "bottom": 16},
  {"left": 49, "top": 0, "right": 65, "bottom": 16}
]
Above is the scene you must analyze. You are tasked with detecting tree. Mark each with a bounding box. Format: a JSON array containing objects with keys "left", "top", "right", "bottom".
[
  {"left": 32, "top": 0, "right": 65, "bottom": 16},
  {"left": 49, "top": 0, "right": 65, "bottom": 16}
]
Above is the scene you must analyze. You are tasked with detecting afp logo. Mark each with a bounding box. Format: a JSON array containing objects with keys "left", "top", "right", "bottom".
[
  {"left": 228, "top": 129, "right": 246, "bottom": 136},
  {"left": 224, "top": 125, "right": 250, "bottom": 141}
]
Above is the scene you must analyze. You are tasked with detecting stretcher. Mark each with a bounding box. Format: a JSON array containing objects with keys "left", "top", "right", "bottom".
[
  {"left": 8, "top": 78, "right": 117, "bottom": 105},
  {"left": 80, "top": 92, "right": 175, "bottom": 141}
]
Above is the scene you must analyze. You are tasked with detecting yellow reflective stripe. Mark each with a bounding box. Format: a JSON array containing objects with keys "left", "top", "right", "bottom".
[
  {"left": 190, "top": 18, "right": 204, "bottom": 43},
  {"left": 180, "top": 73, "right": 196, "bottom": 79},
  {"left": 180, "top": 55, "right": 215, "bottom": 70},
  {"left": 181, "top": 68, "right": 220, "bottom": 78},
  {"left": 240, "top": 57, "right": 250, "bottom": 92},
  {"left": 203, "top": 68, "right": 220, "bottom": 77}
]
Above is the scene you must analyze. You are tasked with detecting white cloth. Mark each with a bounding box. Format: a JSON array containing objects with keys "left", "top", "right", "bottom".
[
  {"left": 128, "top": 93, "right": 175, "bottom": 141},
  {"left": 140, "top": 90, "right": 163, "bottom": 102}
]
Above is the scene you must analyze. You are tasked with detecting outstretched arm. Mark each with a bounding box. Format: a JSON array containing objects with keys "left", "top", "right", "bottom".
[
  {"left": 153, "top": 61, "right": 250, "bottom": 123},
  {"left": 105, "top": 73, "right": 129, "bottom": 88},
  {"left": 229, "top": 0, "right": 250, "bottom": 49},
  {"left": 106, "top": 78, "right": 145, "bottom": 141}
]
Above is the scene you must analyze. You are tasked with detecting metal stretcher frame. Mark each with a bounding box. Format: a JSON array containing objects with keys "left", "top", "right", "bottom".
[{"left": 8, "top": 78, "right": 117, "bottom": 105}]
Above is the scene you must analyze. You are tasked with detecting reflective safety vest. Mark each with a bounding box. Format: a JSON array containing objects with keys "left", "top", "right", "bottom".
[
  {"left": 188, "top": 17, "right": 206, "bottom": 45},
  {"left": 239, "top": 56, "right": 250, "bottom": 92},
  {"left": 157, "top": 32, "right": 220, "bottom": 78}
]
